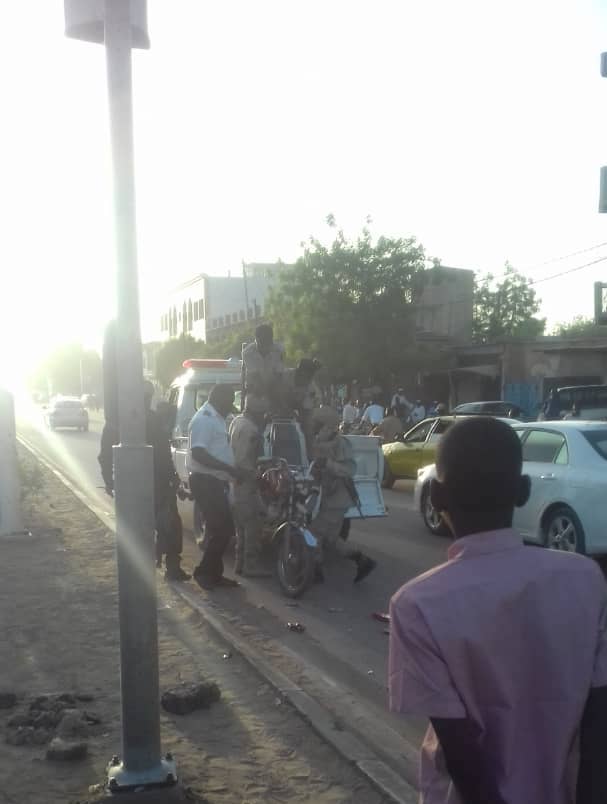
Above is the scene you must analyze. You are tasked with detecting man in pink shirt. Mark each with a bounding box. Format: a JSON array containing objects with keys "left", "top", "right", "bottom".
[{"left": 389, "top": 417, "right": 607, "bottom": 804}]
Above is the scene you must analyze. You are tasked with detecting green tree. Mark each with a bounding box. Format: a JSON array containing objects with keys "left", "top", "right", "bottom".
[
  {"left": 29, "top": 344, "right": 102, "bottom": 397},
  {"left": 552, "top": 315, "right": 602, "bottom": 337},
  {"left": 153, "top": 325, "right": 257, "bottom": 388},
  {"left": 154, "top": 335, "right": 206, "bottom": 389},
  {"left": 266, "top": 218, "right": 429, "bottom": 384},
  {"left": 473, "top": 263, "right": 545, "bottom": 343}
]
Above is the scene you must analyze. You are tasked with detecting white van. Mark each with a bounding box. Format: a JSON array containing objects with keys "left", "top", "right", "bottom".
[{"left": 167, "top": 358, "right": 242, "bottom": 483}]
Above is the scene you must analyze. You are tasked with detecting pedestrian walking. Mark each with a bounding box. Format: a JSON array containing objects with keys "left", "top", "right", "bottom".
[
  {"left": 229, "top": 394, "right": 271, "bottom": 578},
  {"left": 390, "top": 387, "right": 411, "bottom": 420},
  {"left": 341, "top": 399, "right": 358, "bottom": 425},
  {"left": 410, "top": 400, "right": 426, "bottom": 423},
  {"left": 361, "top": 399, "right": 384, "bottom": 427},
  {"left": 389, "top": 417, "right": 607, "bottom": 804},
  {"left": 98, "top": 381, "right": 190, "bottom": 581},
  {"left": 189, "top": 384, "right": 249, "bottom": 590}
]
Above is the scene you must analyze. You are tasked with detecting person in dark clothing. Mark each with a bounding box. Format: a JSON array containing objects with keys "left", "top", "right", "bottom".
[{"left": 98, "top": 381, "right": 190, "bottom": 581}]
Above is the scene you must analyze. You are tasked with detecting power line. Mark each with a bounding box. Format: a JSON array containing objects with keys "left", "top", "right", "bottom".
[
  {"left": 476, "top": 242, "right": 607, "bottom": 285},
  {"left": 523, "top": 241, "right": 607, "bottom": 271},
  {"left": 530, "top": 255, "right": 607, "bottom": 285}
]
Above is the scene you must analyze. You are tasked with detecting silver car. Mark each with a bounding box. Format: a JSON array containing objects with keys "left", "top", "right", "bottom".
[{"left": 46, "top": 397, "right": 89, "bottom": 431}]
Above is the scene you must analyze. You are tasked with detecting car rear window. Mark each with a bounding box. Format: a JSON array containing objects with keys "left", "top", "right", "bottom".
[
  {"left": 522, "top": 430, "right": 567, "bottom": 463},
  {"left": 582, "top": 431, "right": 607, "bottom": 460},
  {"left": 56, "top": 400, "right": 82, "bottom": 408}
]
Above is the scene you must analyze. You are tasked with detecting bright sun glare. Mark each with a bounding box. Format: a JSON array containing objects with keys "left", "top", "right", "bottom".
[{"left": 1, "top": 0, "right": 607, "bottom": 393}]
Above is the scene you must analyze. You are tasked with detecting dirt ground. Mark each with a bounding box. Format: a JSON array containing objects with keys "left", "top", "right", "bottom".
[{"left": 0, "top": 446, "right": 390, "bottom": 804}]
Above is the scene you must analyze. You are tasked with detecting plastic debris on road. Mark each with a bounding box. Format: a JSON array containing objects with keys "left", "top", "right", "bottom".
[{"left": 286, "top": 622, "right": 305, "bottom": 633}]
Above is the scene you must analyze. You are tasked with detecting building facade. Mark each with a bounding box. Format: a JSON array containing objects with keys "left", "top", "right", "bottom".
[
  {"left": 414, "top": 265, "right": 475, "bottom": 343},
  {"left": 421, "top": 336, "right": 607, "bottom": 414},
  {"left": 158, "top": 262, "right": 290, "bottom": 344}
]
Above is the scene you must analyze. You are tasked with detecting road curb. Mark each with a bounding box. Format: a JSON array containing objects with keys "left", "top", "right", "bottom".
[{"left": 19, "top": 436, "right": 419, "bottom": 804}]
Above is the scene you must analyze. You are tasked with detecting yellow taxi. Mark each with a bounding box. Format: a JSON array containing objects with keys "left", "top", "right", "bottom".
[{"left": 382, "top": 416, "right": 453, "bottom": 488}]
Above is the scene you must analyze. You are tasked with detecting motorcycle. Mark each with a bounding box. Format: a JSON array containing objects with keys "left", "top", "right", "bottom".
[{"left": 257, "top": 457, "right": 322, "bottom": 598}]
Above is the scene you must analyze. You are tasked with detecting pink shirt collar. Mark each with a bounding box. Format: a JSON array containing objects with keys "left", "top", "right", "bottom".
[{"left": 447, "top": 528, "right": 523, "bottom": 561}]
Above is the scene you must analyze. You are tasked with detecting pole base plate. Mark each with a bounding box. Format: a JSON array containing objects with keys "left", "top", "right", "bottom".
[{"left": 107, "top": 756, "right": 177, "bottom": 793}]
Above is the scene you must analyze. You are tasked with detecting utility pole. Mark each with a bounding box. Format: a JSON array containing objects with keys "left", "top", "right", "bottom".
[
  {"left": 242, "top": 259, "right": 250, "bottom": 320},
  {"left": 64, "top": 0, "right": 176, "bottom": 791},
  {"left": 600, "top": 52, "right": 607, "bottom": 213}
]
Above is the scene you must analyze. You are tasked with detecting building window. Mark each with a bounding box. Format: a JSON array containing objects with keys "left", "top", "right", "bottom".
[
  {"left": 193, "top": 301, "right": 199, "bottom": 321},
  {"left": 199, "top": 298, "right": 205, "bottom": 320}
]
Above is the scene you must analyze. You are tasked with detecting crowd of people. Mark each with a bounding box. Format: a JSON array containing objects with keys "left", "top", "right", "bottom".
[
  {"left": 338, "top": 388, "right": 448, "bottom": 443},
  {"left": 97, "top": 321, "right": 607, "bottom": 802},
  {"left": 99, "top": 323, "right": 377, "bottom": 590}
]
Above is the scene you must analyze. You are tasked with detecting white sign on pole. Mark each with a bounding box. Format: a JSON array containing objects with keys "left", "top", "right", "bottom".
[{"left": 64, "top": 0, "right": 150, "bottom": 48}]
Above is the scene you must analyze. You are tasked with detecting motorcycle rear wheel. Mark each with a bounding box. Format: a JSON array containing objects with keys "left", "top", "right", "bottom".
[{"left": 276, "top": 526, "right": 315, "bottom": 598}]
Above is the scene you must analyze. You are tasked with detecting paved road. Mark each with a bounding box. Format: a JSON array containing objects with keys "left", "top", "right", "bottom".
[{"left": 17, "top": 401, "right": 448, "bottom": 759}]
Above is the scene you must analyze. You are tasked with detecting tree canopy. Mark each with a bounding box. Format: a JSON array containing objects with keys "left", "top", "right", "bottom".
[
  {"left": 153, "top": 325, "right": 256, "bottom": 388},
  {"left": 28, "top": 344, "right": 102, "bottom": 398},
  {"left": 266, "top": 219, "right": 429, "bottom": 384},
  {"left": 552, "top": 315, "right": 603, "bottom": 338},
  {"left": 473, "top": 263, "right": 545, "bottom": 342}
]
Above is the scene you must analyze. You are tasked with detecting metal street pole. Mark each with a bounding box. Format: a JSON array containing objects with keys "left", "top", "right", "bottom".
[{"left": 65, "top": 0, "right": 175, "bottom": 791}]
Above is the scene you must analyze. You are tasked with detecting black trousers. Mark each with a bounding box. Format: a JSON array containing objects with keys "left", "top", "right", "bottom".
[
  {"left": 155, "top": 494, "right": 183, "bottom": 571},
  {"left": 189, "top": 473, "right": 234, "bottom": 582}
]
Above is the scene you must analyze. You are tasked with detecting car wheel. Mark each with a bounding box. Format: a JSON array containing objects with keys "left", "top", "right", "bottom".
[
  {"left": 421, "top": 486, "right": 448, "bottom": 536},
  {"left": 382, "top": 462, "right": 396, "bottom": 489},
  {"left": 543, "top": 506, "right": 586, "bottom": 554}
]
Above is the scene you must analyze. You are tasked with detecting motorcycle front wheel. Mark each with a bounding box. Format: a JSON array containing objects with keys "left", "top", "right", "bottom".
[{"left": 276, "top": 525, "right": 315, "bottom": 599}]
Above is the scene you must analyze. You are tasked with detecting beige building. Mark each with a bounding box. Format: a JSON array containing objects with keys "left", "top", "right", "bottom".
[
  {"left": 157, "top": 262, "right": 291, "bottom": 344},
  {"left": 414, "top": 266, "right": 474, "bottom": 342}
]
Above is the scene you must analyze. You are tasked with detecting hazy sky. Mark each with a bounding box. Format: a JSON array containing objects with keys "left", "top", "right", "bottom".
[{"left": 2, "top": 0, "right": 607, "bottom": 382}]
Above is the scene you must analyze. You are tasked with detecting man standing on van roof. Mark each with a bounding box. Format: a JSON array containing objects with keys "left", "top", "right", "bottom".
[
  {"left": 241, "top": 323, "right": 285, "bottom": 413},
  {"left": 389, "top": 417, "right": 607, "bottom": 804}
]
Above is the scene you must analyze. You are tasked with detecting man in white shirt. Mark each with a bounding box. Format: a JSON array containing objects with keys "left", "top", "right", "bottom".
[
  {"left": 189, "top": 384, "right": 248, "bottom": 589},
  {"left": 361, "top": 400, "right": 385, "bottom": 427},
  {"left": 341, "top": 399, "right": 358, "bottom": 425},
  {"left": 410, "top": 400, "right": 426, "bottom": 424}
]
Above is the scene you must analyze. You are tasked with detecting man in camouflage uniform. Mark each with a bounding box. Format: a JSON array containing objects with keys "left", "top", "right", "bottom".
[
  {"left": 229, "top": 394, "right": 271, "bottom": 577},
  {"left": 310, "top": 407, "right": 376, "bottom": 583},
  {"left": 241, "top": 323, "right": 285, "bottom": 414}
]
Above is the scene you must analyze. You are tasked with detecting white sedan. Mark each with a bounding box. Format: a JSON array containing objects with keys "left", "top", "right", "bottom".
[{"left": 414, "top": 421, "right": 607, "bottom": 555}]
